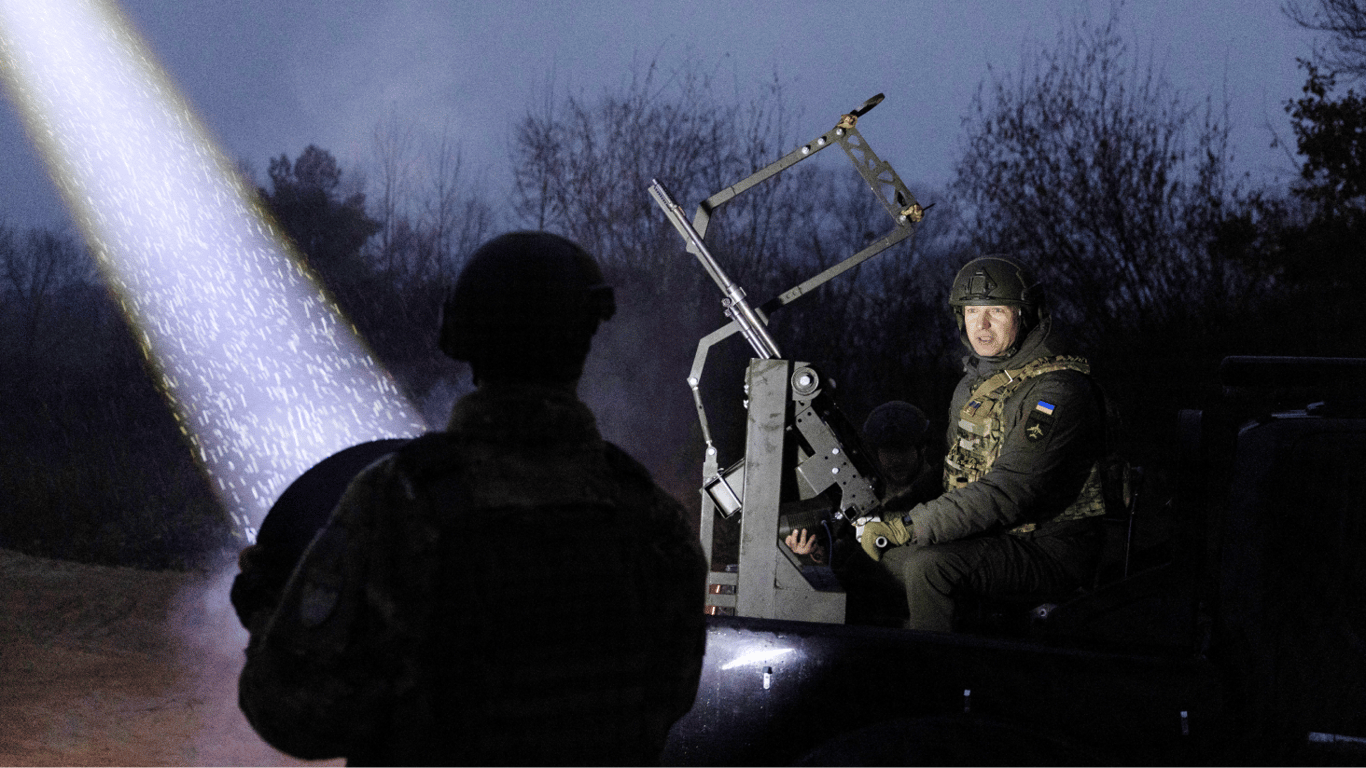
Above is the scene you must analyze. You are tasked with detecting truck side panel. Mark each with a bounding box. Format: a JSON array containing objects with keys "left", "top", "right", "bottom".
[{"left": 664, "top": 615, "right": 1223, "bottom": 765}]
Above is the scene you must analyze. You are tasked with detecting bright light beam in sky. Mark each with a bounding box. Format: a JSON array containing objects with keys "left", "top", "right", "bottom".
[{"left": 0, "top": 0, "right": 428, "bottom": 543}]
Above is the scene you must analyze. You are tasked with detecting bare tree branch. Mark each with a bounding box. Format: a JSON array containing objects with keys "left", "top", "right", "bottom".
[{"left": 1286, "top": 0, "right": 1366, "bottom": 79}]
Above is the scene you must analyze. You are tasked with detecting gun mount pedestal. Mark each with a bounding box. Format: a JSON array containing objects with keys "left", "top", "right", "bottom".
[
  {"left": 653, "top": 94, "right": 921, "bottom": 625},
  {"left": 704, "top": 358, "right": 885, "bottom": 623}
]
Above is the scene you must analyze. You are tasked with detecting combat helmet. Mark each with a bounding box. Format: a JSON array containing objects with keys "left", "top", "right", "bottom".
[
  {"left": 861, "top": 401, "right": 930, "bottom": 452},
  {"left": 948, "top": 255, "right": 1046, "bottom": 352},
  {"left": 439, "top": 231, "right": 615, "bottom": 383}
]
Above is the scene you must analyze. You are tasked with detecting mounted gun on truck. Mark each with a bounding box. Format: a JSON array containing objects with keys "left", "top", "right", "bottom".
[
  {"left": 648, "top": 93, "right": 922, "bottom": 625},
  {"left": 243, "top": 94, "right": 1366, "bottom": 766},
  {"left": 650, "top": 96, "right": 1366, "bottom": 765}
]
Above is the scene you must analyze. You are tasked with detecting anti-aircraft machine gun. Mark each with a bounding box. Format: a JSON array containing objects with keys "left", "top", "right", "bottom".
[{"left": 648, "top": 94, "right": 924, "bottom": 624}]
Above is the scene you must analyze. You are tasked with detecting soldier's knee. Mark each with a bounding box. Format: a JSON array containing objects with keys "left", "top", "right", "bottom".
[{"left": 885, "top": 545, "right": 964, "bottom": 594}]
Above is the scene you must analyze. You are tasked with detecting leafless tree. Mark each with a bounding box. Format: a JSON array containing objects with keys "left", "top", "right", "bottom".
[
  {"left": 511, "top": 59, "right": 820, "bottom": 297},
  {"left": 369, "top": 108, "right": 417, "bottom": 276},
  {"left": 419, "top": 120, "right": 493, "bottom": 286},
  {"left": 952, "top": 6, "right": 1256, "bottom": 346},
  {"left": 365, "top": 113, "right": 494, "bottom": 290},
  {"left": 1285, "top": 0, "right": 1366, "bottom": 79},
  {"left": 0, "top": 224, "right": 94, "bottom": 374}
]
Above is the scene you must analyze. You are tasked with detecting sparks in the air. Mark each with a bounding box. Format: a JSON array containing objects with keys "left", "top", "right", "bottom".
[{"left": 0, "top": 0, "right": 427, "bottom": 543}]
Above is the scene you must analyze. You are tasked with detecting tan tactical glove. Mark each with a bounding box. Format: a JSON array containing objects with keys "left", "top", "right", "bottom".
[{"left": 860, "top": 517, "right": 912, "bottom": 562}]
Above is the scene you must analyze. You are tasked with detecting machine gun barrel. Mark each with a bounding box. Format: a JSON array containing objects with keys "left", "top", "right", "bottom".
[{"left": 648, "top": 179, "right": 782, "bottom": 360}]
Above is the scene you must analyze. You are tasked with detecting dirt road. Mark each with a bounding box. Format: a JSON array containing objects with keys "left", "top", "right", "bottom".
[{"left": 0, "top": 548, "right": 335, "bottom": 766}]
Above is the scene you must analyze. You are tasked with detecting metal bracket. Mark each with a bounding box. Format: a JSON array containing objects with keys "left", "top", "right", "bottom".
[{"left": 662, "top": 95, "right": 922, "bottom": 624}]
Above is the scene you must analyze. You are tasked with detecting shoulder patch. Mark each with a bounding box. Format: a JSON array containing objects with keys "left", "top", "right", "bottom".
[{"left": 1024, "top": 402, "right": 1057, "bottom": 444}]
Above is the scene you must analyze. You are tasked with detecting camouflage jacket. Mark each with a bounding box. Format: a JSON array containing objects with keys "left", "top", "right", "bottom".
[
  {"left": 907, "top": 317, "right": 1103, "bottom": 545},
  {"left": 238, "top": 382, "right": 707, "bottom": 766}
]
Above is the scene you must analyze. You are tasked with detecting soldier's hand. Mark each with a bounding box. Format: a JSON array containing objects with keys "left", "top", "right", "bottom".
[
  {"left": 784, "top": 528, "right": 827, "bottom": 564},
  {"left": 859, "top": 518, "right": 911, "bottom": 562}
]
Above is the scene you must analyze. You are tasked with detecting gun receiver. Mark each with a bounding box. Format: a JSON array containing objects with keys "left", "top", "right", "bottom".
[{"left": 650, "top": 94, "right": 922, "bottom": 623}]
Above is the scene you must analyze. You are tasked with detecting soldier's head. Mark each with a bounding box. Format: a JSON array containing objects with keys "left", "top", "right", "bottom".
[
  {"left": 439, "top": 231, "right": 615, "bottom": 385},
  {"left": 948, "top": 255, "right": 1045, "bottom": 358},
  {"left": 862, "top": 401, "right": 929, "bottom": 486}
]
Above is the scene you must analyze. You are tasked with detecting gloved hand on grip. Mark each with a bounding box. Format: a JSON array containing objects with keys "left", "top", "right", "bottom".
[{"left": 859, "top": 517, "right": 912, "bottom": 561}]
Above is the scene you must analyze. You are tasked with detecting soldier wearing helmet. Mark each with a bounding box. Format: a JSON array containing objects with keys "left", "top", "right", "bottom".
[
  {"left": 784, "top": 399, "right": 940, "bottom": 626},
  {"left": 860, "top": 400, "right": 940, "bottom": 513},
  {"left": 859, "top": 256, "right": 1106, "bottom": 633},
  {"left": 785, "top": 400, "right": 937, "bottom": 560},
  {"left": 437, "top": 230, "right": 617, "bottom": 384},
  {"left": 239, "top": 232, "right": 707, "bottom": 765}
]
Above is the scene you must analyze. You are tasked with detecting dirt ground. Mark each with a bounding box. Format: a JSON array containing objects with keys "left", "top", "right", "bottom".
[{"left": 0, "top": 548, "right": 340, "bottom": 767}]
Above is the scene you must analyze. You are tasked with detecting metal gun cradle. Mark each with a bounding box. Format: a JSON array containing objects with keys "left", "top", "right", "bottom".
[{"left": 650, "top": 94, "right": 924, "bottom": 624}]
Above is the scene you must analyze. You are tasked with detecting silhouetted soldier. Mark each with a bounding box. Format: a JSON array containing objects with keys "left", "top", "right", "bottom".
[{"left": 238, "top": 231, "right": 707, "bottom": 765}]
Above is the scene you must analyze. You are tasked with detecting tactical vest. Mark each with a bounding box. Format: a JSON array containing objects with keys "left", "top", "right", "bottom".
[{"left": 943, "top": 355, "right": 1107, "bottom": 534}]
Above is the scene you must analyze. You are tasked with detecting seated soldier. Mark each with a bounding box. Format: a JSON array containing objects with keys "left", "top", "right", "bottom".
[
  {"left": 784, "top": 400, "right": 938, "bottom": 626},
  {"left": 860, "top": 256, "right": 1105, "bottom": 633}
]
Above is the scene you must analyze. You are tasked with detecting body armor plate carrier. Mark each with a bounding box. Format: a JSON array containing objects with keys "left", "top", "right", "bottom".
[{"left": 943, "top": 355, "right": 1106, "bottom": 535}]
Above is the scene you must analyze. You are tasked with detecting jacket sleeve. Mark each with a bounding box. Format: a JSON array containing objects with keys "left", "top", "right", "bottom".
[
  {"left": 237, "top": 457, "right": 400, "bottom": 761},
  {"left": 908, "top": 370, "right": 1101, "bottom": 545}
]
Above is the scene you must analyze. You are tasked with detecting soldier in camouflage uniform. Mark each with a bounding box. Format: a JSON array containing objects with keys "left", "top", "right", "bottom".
[
  {"left": 238, "top": 232, "right": 708, "bottom": 765},
  {"left": 859, "top": 256, "right": 1105, "bottom": 632}
]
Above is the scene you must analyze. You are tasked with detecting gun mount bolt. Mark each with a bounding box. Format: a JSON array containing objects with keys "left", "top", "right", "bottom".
[
  {"left": 801, "top": 145, "right": 811, "bottom": 155},
  {"left": 830, "top": 467, "right": 840, "bottom": 475},
  {"left": 831, "top": 447, "right": 841, "bottom": 455},
  {"left": 817, "top": 137, "right": 827, "bottom": 146},
  {"left": 835, "top": 128, "right": 845, "bottom": 136},
  {"left": 687, "top": 377, "right": 699, "bottom": 387},
  {"left": 763, "top": 667, "right": 773, "bottom": 690}
]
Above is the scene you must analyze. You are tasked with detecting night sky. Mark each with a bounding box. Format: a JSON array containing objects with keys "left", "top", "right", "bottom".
[{"left": 0, "top": 0, "right": 1323, "bottom": 232}]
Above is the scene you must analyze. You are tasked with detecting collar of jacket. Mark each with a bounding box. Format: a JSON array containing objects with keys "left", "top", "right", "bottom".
[{"left": 446, "top": 381, "right": 601, "bottom": 447}]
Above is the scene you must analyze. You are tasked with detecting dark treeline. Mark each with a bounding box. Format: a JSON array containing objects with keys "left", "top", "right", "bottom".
[
  {"left": 0, "top": 228, "right": 224, "bottom": 568},
  {"left": 0, "top": 2, "right": 1361, "bottom": 569}
]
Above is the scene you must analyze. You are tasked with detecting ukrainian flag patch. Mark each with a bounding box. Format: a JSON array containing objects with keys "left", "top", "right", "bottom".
[{"left": 1025, "top": 400, "right": 1057, "bottom": 444}]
